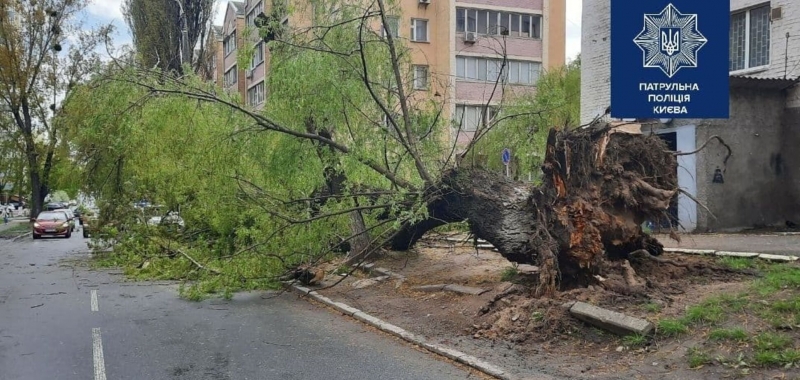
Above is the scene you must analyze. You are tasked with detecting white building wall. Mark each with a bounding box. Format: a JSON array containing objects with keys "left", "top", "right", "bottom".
[
  {"left": 579, "top": 0, "right": 611, "bottom": 124},
  {"left": 730, "top": 1, "right": 800, "bottom": 80}
]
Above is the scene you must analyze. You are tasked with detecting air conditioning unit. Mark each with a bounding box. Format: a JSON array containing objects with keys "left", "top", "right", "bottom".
[
  {"left": 419, "top": 0, "right": 430, "bottom": 4},
  {"left": 771, "top": 7, "right": 783, "bottom": 21},
  {"left": 464, "top": 32, "right": 477, "bottom": 43},
  {"left": 245, "top": 69, "right": 253, "bottom": 79}
]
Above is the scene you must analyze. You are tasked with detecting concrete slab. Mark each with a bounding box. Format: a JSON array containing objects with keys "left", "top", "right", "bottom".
[
  {"left": 715, "top": 251, "right": 759, "bottom": 258},
  {"left": 371, "top": 267, "right": 405, "bottom": 279},
  {"left": 330, "top": 302, "right": 360, "bottom": 316},
  {"left": 570, "top": 301, "right": 654, "bottom": 336},
  {"left": 516, "top": 264, "right": 539, "bottom": 273},
  {"left": 663, "top": 248, "right": 716, "bottom": 255},
  {"left": 758, "top": 253, "right": 798, "bottom": 262},
  {"left": 443, "top": 284, "right": 489, "bottom": 296},
  {"left": 413, "top": 284, "right": 447, "bottom": 292}
]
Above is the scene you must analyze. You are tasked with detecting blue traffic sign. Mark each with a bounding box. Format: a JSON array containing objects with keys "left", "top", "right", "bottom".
[{"left": 501, "top": 148, "right": 511, "bottom": 165}]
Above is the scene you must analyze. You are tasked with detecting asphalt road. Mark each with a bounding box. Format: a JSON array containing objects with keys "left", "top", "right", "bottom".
[{"left": 0, "top": 231, "right": 475, "bottom": 380}]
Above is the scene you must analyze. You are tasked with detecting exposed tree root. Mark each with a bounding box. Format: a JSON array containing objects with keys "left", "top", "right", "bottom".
[
  {"left": 629, "top": 249, "right": 692, "bottom": 268},
  {"left": 390, "top": 123, "right": 681, "bottom": 295}
]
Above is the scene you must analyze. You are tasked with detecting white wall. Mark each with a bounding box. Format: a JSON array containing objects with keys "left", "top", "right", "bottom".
[
  {"left": 674, "top": 125, "right": 698, "bottom": 232},
  {"left": 579, "top": 0, "right": 610, "bottom": 124},
  {"left": 730, "top": 0, "right": 800, "bottom": 81}
]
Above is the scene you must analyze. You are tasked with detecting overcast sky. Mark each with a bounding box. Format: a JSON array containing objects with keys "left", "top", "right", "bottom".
[{"left": 86, "top": 0, "right": 582, "bottom": 61}]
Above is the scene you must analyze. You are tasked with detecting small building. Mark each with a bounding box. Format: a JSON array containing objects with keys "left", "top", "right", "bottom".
[{"left": 581, "top": 0, "right": 800, "bottom": 232}]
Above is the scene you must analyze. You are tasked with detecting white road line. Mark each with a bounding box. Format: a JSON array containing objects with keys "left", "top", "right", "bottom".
[
  {"left": 90, "top": 290, "right": 99, "bottom": 312},
  {"left": 92, "top": 328, "right": 107, "bottom": 380},
  {"left": 91, "top": 289, "right": 100, "bottom": 311}
]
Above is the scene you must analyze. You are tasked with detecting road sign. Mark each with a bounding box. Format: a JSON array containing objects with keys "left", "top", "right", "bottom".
[{"left": 501, "top": 148, "right": 511, "bottom": 165}]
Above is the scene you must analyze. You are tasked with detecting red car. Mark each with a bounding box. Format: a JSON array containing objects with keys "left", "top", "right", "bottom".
[{"left": 32, "top": 211, "right": 72, "bottom": 239}]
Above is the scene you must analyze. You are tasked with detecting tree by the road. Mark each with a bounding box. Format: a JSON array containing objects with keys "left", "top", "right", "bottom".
[
  {"left": 122, "top": 0, "right": 215, "bottom": 74},
  {"left": 0, "top": 0, "right": 105, "bottom": 216}
]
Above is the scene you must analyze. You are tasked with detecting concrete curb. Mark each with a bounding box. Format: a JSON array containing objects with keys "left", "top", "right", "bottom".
[
  {"left": 288, "top": 284, "right": 517, "bottom": 380},
  {"left": 11, "top": 231, "right": 32, "bottom": 242},
  {"left": 664, "top": 247, "right": 798, "bottom": 262}
]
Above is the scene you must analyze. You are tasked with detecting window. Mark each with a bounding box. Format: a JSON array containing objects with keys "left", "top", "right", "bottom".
[
  {"left": 454, "top": 105, "right": 498, "bottom": 132},
  {"left": 224, "top": 66, "right": 238, "bottom": 87},
  {"left": 730, "top": 4, "right": 770, "bottom": 71},
  {"left": 223, "top": 31, "right": 237, "bottom": 56},
  {"left": 382, "top": 16, "right": 399, "bottom": 38},
  {"left": 455, "top": 56, "right": 541, "bottom": 85},
  {"left": 477, "top": 11, "right": 488, "bottom": 35},
  {"left": 413, "top": 65, "right": 429, "bottom": 90},
  {"left": 410, "top": 19, "right": 428, "bottom": 42},
  {"left": 455, "top": 8, "right": 541, "bottom": 38},
  {"left": 247, "top": 81, "right": 266, "bottom": 106},
  {"left": 251, "top": 42, "right": 264, "bottom": 69},
  {"left": 246, "top": 1, "right": 263, "bottom": 26}
]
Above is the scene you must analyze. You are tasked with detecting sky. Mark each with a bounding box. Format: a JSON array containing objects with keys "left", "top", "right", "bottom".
[{"left": 85, "top": 0, "right": 582, "bottom": 61}]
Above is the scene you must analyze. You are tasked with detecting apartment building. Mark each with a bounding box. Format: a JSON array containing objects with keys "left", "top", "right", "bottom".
[
  {"left": 208, "top": 0, "right": 566, "bottom": 139},
  {"left": 581, "top": 0, "right": 800, "bottom": 231}
]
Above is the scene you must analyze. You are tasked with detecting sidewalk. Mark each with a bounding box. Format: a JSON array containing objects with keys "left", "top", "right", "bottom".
[
  {"left": 655, "top": 233, "right": 800, "bottom": 256},
  {"left": 0, "top": 219, "right": 27, "bottom": 233}
]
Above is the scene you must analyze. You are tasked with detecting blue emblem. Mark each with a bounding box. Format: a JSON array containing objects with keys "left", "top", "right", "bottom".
[{"left": 633, "top": 4, "right": 707, "bottom": 78}]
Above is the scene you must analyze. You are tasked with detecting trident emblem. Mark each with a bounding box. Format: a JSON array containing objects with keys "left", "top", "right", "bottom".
[{"left": 660, "top": 28, "right": 681, "bottom": 56}]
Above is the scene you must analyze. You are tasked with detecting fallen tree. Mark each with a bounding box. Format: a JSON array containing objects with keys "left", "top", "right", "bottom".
[
  {"left": 391, "top": 122, "right": 678, "bottom": 296},
  {"left": 68, "top": 0, "right": 691, "bottom": 298}
]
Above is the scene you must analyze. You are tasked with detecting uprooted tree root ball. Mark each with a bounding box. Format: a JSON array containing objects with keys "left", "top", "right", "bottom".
[{"left": 392, "top": 122, "right": 690, "bottom": 296}]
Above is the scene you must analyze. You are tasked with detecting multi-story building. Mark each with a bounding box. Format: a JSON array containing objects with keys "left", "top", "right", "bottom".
[
  {"left": 208, "top": 0, "right": 566, "bottom": 140},
  {"left": 581, "top": 0, "right": 800, "bottom": 232}
]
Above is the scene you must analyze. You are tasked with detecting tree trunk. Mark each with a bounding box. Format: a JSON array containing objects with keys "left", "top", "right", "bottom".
[
  {"left": 391, "top": 123, "right": 678, "bottom": 295},
  {"left": 305, "top": 118, "right": 374, "bottom": 262},
  {"left": 344, "top": 207, "right": 373, "bottom": 266},
  {"left": 29, "top": 171, "right": 47, "bottom": 219}
]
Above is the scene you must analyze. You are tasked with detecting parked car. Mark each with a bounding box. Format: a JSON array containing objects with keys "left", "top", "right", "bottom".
[
  {"left": 32, "top": 211, "right": 72, "bottom": 239},
  {"left": 45, "top": 202, "right": 67, "bottom": 211},
  {"left": 53, "top": 209, "right": 76, "bottom": 232}
]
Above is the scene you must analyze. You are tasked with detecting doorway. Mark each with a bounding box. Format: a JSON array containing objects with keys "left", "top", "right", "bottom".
[{"left": 652, "top": 132, "right": 679, "bottom": 230}]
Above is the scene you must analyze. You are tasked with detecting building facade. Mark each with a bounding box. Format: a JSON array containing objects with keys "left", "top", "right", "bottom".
[
  {"left": 581, "top": 0, "right": 800, "bottom": 232},
  {"left": 207, "top": 0, "right": 566, "bottom": 137}
]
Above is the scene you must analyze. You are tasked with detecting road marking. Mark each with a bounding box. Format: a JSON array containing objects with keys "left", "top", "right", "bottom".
[
  {"left": 91, "top": 290, "right": 98, "bottom": 312},
  {"left": 92, "top": 328, "right": 107, "bottom": 380}
]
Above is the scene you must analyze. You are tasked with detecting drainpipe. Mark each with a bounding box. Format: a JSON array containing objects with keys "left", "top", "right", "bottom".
[{"left": 785, "top": 32, "right": 790, "bottom": 80}]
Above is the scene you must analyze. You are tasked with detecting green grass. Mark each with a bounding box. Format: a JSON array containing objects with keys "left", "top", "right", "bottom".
[
  {"left": 755, "top": 265, "right": 800, "bottom": 296},
  {"left": 622, "top": 333, "right": 648, "bottom": 347},
  {"left": 687, "top": 347, "right": 712, "bottom": 368},
  {"left": 0, "top": 223, "right": 31, "bottom": 238},
  {"left": 719, "top": 257, "right": 755, "bottom": 270},
  {"left": 642, "top": 302, "right": 663, "bottom": 313},
  {"left": 685, "top": 303, "right": 724, "bottom": 324},
  {"left": 753, "top": 332, "right": 791, "bottom": 351},
  {"left": 657, "top": 318, "right": 688, "bottom": 337},
  {"left": 501, "top": 266, "right": 518, "bottom": 282},
  {"left": 709, "top": 328, "right": 748, "bottom": 342}
]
